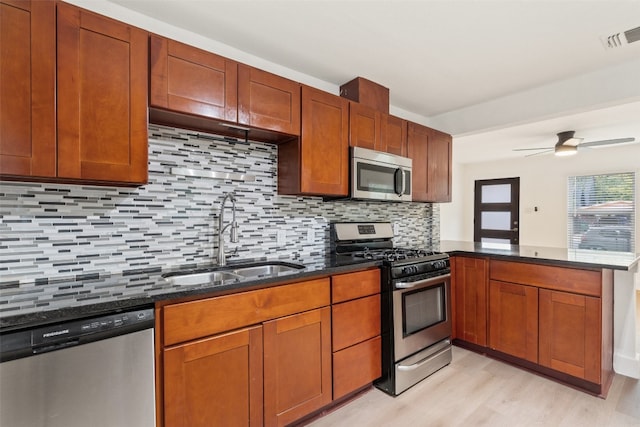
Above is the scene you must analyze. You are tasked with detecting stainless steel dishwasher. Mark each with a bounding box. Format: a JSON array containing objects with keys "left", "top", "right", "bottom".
[{"left": 0, "top": 307, "right": 156, "bottom": 427}]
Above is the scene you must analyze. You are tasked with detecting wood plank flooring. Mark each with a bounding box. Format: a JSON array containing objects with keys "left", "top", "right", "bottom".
[{"left": 307, "top": 346, "right": 640, "bottom": 426}]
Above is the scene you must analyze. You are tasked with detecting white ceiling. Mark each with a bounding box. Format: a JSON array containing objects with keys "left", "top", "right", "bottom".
[{"left": 107, "top": 0, "right": 640, "bottom": 163}]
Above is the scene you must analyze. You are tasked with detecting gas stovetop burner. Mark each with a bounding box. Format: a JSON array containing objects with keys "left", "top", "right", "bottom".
[{"left": 351, "top": 248, "right": 444, "bottom": 263}]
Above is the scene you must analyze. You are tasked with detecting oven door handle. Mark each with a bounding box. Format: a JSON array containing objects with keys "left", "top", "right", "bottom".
[
  {"left": 395, "top": 274, "right": 451, "bottom": 289},
  {"left": 397, "top": 340, "right": 452, "bottom": 371}
]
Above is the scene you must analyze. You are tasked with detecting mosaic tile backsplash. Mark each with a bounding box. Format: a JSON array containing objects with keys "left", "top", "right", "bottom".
[{"left": 0, "top": 125, "right": 439, "bottom": 284}]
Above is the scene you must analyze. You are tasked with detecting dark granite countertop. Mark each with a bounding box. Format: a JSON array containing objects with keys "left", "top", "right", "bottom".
[
  {"left": 436, "top": 240, "right": 640, "bottom": 271},
  {"left": 0, "top": 256, "right": 380, "bottom": 332}
]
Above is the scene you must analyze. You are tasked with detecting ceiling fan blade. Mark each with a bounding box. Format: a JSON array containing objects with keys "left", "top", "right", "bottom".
[
  {"left": 579, "top": 137, "right": 636, "bottom": 148},
  {"left": 525, "top": 149, "right": 554, "bottom": 157},
  {"left": 513, "top": 147, "right": 554, "bottom": 151}
]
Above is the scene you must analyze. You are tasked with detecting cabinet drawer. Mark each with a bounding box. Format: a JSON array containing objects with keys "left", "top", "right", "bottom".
[
  {"left": 331, "top": 269, "right": 380, "bottom": 303},
  {"left": 332, "top": 294, "right": 381, "bottom": 351},
  {"left": 163, "top": 278, "right": 330, "bottom": 346},
  {"left": 333, "top": 336, "right": 382, "bottom": 400},
  {"left": 490, "top": 260, "right": 601, "bottom": 297}
]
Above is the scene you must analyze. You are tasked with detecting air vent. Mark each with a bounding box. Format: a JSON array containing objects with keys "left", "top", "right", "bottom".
[{"left": 601, "top": 26, "right": 640, "bottom": 49}]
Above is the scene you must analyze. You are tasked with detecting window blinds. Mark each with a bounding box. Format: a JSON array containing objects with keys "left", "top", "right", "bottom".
[{"left": 567, "top": 172, "right": 636, "bottom": 252}]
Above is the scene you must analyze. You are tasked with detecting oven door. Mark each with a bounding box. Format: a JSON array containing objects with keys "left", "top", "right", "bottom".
[
  {"left": 392, "top": 273, "right": 451, "bottom": 361},
  {"left": 351, "top": 147, "right": 412, "bottom": 202}
]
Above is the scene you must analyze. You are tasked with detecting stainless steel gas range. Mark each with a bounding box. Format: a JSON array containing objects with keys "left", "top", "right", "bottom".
[{"left": 331, "top": 222, "right": 452, "bottom": 396}]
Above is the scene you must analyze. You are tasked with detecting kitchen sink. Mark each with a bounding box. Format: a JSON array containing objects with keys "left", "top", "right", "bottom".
[
  {"left": 162, "top": 261, "right": 304, "bottom": 286},
  {"left": 228, "top": 262, "right": 304, "bottom": 278},
  {"left": 162, "top": 270, "right": 243, "bottom": 286}
]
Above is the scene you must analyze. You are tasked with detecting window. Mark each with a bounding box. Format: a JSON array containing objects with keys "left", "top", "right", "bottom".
[{"left": 568, "top": 172, "right": 636, "bottom": 252}]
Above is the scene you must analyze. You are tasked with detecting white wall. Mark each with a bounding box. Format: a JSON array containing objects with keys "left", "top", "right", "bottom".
[{"left": 440, "top": 143, "right": 640, "bottom": 249}]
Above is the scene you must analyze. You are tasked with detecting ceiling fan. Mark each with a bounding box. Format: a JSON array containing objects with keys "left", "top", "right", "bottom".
[{"left": 513, "top": 131, "right": 636, "bottom": 157}]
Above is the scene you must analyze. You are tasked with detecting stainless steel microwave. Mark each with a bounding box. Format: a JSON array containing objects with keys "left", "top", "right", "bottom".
[{"left": 351, "top": 146, "right": 412, "bottom": 202}]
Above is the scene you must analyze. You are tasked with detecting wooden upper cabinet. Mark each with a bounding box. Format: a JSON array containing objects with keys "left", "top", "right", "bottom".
[
  {"left": 407, "top": 122, "right": 452, "bottom": 202},
  {"left": 0, "top": 0, "right": 56, "bottom": 178},
  {"left": 150, "top": 35, "right": 238, "bottom": 122},
  {"left": 349, "top": 102, "right": 381, "bottom": 150},
  {"left": 56, "top": 2, "right": 148, "bottom": 184},
  {"left": 381, "top": 115, "right": 407, "bottom": 157},
  {"left": 238, "top": 64, "right": 300, "bottom": 136},
  {"left": 278, "top": 86, "right": 349, "bottom": 197},
  {"left": 428, "top": 129, "right": 452, "bottom": 202}
]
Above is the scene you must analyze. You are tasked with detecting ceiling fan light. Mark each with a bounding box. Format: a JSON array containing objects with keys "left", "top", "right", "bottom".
[{"left": 555, "top": 145, "right": 578, "bottom": 156}]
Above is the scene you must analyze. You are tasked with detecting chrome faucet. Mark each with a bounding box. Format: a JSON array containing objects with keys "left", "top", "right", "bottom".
[{"left": 217, "top": 192, "right": 239, "bottom": 266}]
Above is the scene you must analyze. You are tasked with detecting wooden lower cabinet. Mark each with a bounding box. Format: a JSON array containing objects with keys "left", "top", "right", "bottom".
[
  {"left": 489, "top": 280, "right": 538, "bottom": 363},
  {"left": 452, "top": 256, "right": 488, "bottom": 346},
  {"left": 163, "top": 326, "right": 263, "bottom": 427},
  {"left": 539, "top": 289, "right": 602, "bottom": 383},
  {"left": 263, "top": 307, "right": 332, "bottom": 427},
  {"left": 330, "top": 269, "right": 382, "bottom": 400}
]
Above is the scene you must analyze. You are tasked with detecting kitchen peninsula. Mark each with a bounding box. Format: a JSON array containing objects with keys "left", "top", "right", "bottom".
[{"left": 440, "top": 240, "right": 639, "bottom": 396}]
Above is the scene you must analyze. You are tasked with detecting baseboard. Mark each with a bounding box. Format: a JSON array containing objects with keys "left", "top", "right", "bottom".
[{"left": 614, "top": 351, "right": 640, "bottom": 379}]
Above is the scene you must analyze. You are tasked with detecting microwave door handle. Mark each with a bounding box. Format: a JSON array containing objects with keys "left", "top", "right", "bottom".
[
  {"left": 394, "top": 168, "right": 405, "bottom": 196},
  {"left": 401, "top": 169, "right": 406, "bottom": 195}
]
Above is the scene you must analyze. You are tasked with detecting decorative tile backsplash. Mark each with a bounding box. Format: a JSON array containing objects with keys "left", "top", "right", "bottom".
[{"left": 0, "top": 125, "right": 439, "bottom": 284}]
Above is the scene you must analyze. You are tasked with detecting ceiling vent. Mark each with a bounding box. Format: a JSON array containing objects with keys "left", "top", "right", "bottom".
[{"left": 601, "top": 26, "right": 640, "bottom": 49}]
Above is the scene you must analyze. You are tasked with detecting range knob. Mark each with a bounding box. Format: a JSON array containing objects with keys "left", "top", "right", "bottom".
[{"left": 402, "top": 265, "right": 418, "bottom": 275}]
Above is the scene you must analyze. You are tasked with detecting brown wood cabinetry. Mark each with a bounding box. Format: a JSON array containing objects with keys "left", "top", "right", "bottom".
[
  {"left": 278, "top": 86, "right": 349, "bottom": 196},
  {"left": 407, "top": 122, "right": 452, "bottom": 202},
  {"left": 57, "top": 2, "right": 148, "bottom": 184},
  {"left": 1, "top": 0, "right": 147, "bottom": 185},
  {"left": 348, "top": 104, "right": 407, "bottom": 157},
  {"left": 264, "top": 307, "right": 332, "bottom": 427},
  {"left": 539, "top": 289, "right": 602, "bottom": 383},
  {"left": 381, "top": 115, "right": 407, "bottom": 156},
  {"left": 486, "top": 259, "right": 613, "bottom": 394},
  {"left": 452, "top": 256, "right": 488, "bottom": 346},
  {"left": 164, "top": 326, "right": 263, "bottom": 427},
  {"left": 349, "top": 102, "right": 381, "bottom": 151},
  {"left": 238, "top": 64, "right": 301, "bottom": 136},
  {"left": 160, "top": 277, "right": 332, "bottom": 427},
  {"left": 488, "top": 280, "right": 538, "bottom": 363},
  {"left": 331, "top": 269, "right": 382, "bottom": 399},
  {"left": 150, "top": 35, "right": 238, "bottom": 123},
  {"left": 0, "top": 0, "right": 56, "bottom": 178}
]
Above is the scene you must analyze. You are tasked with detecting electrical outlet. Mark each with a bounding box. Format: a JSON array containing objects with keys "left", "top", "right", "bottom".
[
  {"left": 306, "top": 229, "right": 315, "bottom": 244},
  {"left": 393, "top": 223, "right": 400, "bottom": 235},
  {"left": 276, "top": 230, "right": 286, "bottom": 246}
]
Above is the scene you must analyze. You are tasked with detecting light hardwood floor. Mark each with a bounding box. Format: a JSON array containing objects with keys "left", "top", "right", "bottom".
[{"left": 308, "top": 346, "right": 640, "bottom": 426}]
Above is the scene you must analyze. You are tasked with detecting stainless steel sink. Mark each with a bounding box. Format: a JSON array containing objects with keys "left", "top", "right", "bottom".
[
  {"left": 228, "top": 263, "right": 304, "bottom": 278},
  {"left": 162, "top": 261, "right": 304, "bottom": 286}
]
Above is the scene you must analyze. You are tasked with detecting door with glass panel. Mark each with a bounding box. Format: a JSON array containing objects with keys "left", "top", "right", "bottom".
[{"left": 474, "top": 178, "right": 520, "bottom": 244}]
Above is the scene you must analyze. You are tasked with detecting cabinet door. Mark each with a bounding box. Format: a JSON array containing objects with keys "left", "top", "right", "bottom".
[
  {"left": 238, "top": 64, "right": 300, "bottom": 136},
  {"left": 407, "top": 122, "right": 452, "bottom": 202},
  {"left": 380, "top": 115, "right": 407, "bottom": 156},
  {"left": 453, "top": 256, "right": 488, "bottom": 346},
  {"left": 539, "top": 289, "right": 601, "bottom": 383},
  {"left": 150, "top": 35, "right": 237, "bottom": 122},
  {"left": 57, "top": 3, "right": 148, "bottom": 184},
  {"left": 333, "top": 336, "right": 381, "bottom": 400},
  {"left": 489, "top": 280, "right": 538, "bottom": 363},
  {"left": 332, "top": 294, "right": 380, "bottom": 352},
  {"left": 264, "top": 307, "right": 332, "bottom": 427},
  {"left": 0, "top": 0, "right": 55, "bottom": 178},
  {"left": 349, "top": 102, "right": 381, "bottom": 150},
  {"left": 164, "top": 326, "right": 263, "bottom": 427},
  {"left": 428, "top": 129, "right": 452, "bottom": 202},
  {"left": 299, "top": 86, "right": 349, "bottom": 196}
]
